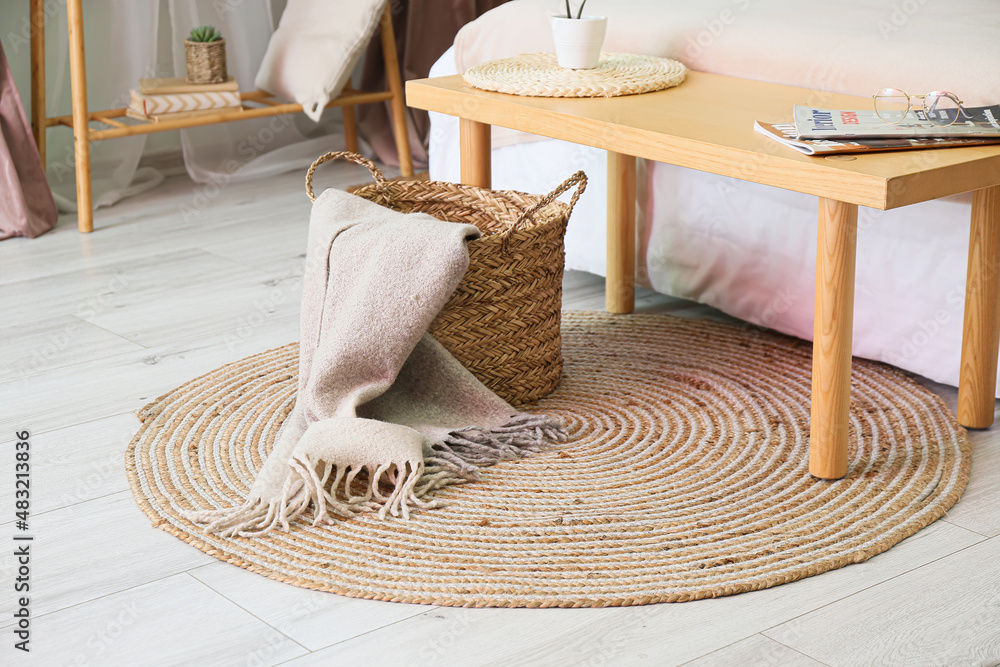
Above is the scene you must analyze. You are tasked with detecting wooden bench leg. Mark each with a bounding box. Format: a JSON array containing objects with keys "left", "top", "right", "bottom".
[
  {"left": 459, "top": 119, "right": 490, "bottom": 189},
  {"left": 958, "top": 186, "right": 1000, "bottom": 428},
  {"left": 810, "top": 197, "right": 858, "bottom": 480},
  {"left": 67, "top": 0, "right": 93, "bottom": 233},
  {"left": 607, "top": 151, "right": 636, "bottom": 314}
]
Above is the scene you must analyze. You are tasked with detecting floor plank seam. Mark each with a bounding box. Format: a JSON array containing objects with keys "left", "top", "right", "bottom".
[
  {"left": 674, "top": 634, "right": 765, "bottom": 666},
  {"left": 769, "top": 636, "right": 835, "bottom": 666},
  {"left": 1, "top": 325, "right": 148, "bottom": 385},
  {"left": 675, "top": 633, "right": 834, "bottom": 667},
  {"left": 150, "top": 311, "right": 300, "bottom": 356},
  {"left": 0, "top": 257, "right": 139, "bottom": 290},
  {"left": 758, "top": 532, "right": 992, "bottom": 639},
  {"left": 0, "top": 488, "right": 136, "bottom": 526},
  {"left": 70, "top": 314, "right": 154, "bottom": 351},
  {"left": 5, "top": 565, "right": 197, "bottom": 626},
  {"left": 275, "top": 605, "right": 440, "bottom": 657},
  {"left": 182, "top": 571, "right": 312, "bottom": 655},
  {"left": 0, "top": 409, "right": 139, "bottom": 437},
  {"left": 198, "top": 247, "right": 287, "bottom": 276},
  {"left": 941, "top": 518, "right": 995, "bottom": 538}
]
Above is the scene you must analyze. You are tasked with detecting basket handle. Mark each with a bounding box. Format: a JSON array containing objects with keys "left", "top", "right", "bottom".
[
  {"left": 305, "top": 150, "right": 391, "bottom": 203},
  {"left": 501, "top": 170, "right": 588, "bottom": 253}
]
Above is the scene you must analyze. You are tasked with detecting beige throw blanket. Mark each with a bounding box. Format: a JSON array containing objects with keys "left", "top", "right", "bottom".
[{"left": 191, "top": 189, "right": 565, "bottom": 537}]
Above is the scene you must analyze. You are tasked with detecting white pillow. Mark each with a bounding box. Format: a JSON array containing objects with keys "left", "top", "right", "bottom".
[{"left": 255, "top": 0, "right": 387, "bottom": 122}]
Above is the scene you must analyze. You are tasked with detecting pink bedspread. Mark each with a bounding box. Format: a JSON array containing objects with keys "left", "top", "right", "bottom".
[{"left": 455, "top": 0, "right": 1000, "bottom": 105}]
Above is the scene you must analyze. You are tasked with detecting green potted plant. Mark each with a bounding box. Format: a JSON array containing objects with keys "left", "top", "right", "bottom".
[
  {"left": 185, "top": 25, "right": 227, "bottom": 84},
  {"left": 550, "top": 1, "right": 607, "bottom": 69}
]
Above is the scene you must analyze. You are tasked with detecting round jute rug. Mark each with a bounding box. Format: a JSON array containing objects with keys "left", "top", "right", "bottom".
[{"left": 126, "top": 312, "right": 971, "bottom": 607}]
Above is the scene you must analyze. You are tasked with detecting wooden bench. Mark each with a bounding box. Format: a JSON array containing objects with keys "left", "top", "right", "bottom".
[{"left": 407, "top": 71, "right": 1000, "bottom": 480}]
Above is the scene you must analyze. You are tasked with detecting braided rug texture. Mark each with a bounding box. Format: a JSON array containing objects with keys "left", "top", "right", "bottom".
[
  {"left": 463, "top": 52, "right": 687, "bottom": 98},
  {"left": 126, "top": 312, "right": 970, "bottom": 607}
]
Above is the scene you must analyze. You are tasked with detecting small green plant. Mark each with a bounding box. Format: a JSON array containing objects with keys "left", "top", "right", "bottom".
[
  {"left": 564, "top": 0, "right": 587, "bottom": 18},
  {"left": 188, "top": 25, "right": 223, "bottom": 43}
]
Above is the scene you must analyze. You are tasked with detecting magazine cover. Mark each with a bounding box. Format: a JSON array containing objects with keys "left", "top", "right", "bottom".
[
  {"left": 793, "top": 104, "right": 1000, "bottom": 139},
  {"left": 755, "top": 121, "right": 1000, "bottom": 155}
]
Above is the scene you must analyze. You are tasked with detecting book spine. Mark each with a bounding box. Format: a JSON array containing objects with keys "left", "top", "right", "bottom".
[
  {"left": 138, "top": 77, "right": 238, "bottom": 95},
  {"left": 130, "top": 91, "right": 241, "bottom": 115},
  {"left": 125, "top": 108, "right": 153, "bottom": 123},
  {"left": 128, "top": 90, "right": 149, "bottom": 115}
]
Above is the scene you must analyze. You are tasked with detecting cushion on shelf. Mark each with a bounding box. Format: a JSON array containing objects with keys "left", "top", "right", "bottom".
[{"left": 255, "top": 0, "right": 386, "bottom": 121}]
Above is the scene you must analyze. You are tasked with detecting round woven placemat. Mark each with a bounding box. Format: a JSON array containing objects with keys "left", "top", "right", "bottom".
[
  {"left": 126, "top": 312, "right": 970, "bottom": 607},
  {"left": 463, "top": 52, "right": 687, "bottom": 98}
]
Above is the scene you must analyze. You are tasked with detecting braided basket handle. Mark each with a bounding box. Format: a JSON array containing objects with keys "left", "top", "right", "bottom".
[
  {"left": 501, "top": 171, "right": 588, "bottom": 253},
  {"left": 305, "top": 151, "right": 390, "bottom": 203}
]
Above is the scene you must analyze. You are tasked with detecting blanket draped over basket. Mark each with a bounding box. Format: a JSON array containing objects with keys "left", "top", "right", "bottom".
[{"left": 190, "top": 188, "right": 566, "bottom": 537}]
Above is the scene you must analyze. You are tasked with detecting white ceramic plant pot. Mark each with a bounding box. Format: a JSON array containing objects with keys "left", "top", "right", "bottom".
[{"left": 550, "top": 15, "right": 607, "bottom": 69}]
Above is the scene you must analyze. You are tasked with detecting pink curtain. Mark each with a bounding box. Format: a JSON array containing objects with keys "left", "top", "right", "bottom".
[
  {"left": 0, "top": 39, "right": 56, "bottom": 240},
  {"left": 358, "top": 0, "right": 511, "bottom": 169}
]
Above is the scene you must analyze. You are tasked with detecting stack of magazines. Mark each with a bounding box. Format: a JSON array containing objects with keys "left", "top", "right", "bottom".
[{"left": 755, "top": 105, "right": 1000, "bottom": 156}]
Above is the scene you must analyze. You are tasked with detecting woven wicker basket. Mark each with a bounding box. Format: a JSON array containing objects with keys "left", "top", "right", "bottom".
[
  {"left": 305, "top": 151, "right": 587, "bottom": 405},
  {"left": 185, "top": 39, "right": 227, "bottom": 84}
]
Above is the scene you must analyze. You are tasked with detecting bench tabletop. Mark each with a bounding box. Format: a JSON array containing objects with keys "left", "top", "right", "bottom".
[{"left": 407, "top": 72, "right": 1000, "bottom": 210}]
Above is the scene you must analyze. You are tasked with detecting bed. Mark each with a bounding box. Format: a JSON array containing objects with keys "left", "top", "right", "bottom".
[{"left": 428, "top": 0, "right": 1000, "bottom": 395}]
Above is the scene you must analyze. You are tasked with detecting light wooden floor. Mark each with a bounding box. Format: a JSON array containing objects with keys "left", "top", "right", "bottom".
[{"left": 1, "top": 163, "right": 999, "bottom": 666}]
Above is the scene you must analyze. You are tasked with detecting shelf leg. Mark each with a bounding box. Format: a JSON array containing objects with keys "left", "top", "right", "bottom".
[
  {"left": 30, "top": 0, "right": 46, "bottom": 164},
  {"left": 809, "top": 197, "right": 858, "bottom": 480},
  {"left": 342, "top": 104, "right": 359, "bottom": 153},
  {"left": 958, "top": 185, "right": 1000, "bottom": 428},
  {"left": 380, "top": 6, "right": 413, "bottom": 177},
  {"left": 607, "top": 151, "right": 636, "bottom": 314},
  {"left": 67, "top": 0, "right": 93, "bottom": 233}
]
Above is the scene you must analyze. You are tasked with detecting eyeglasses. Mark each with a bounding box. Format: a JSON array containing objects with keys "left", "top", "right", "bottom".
[{"left": 873, "top": 88, "right": 967, "bottom": 126}]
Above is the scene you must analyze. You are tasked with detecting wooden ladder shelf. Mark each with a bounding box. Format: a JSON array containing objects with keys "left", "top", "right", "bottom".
[{"left": 29, "top": 0, "right": 414, "bottom": 233}]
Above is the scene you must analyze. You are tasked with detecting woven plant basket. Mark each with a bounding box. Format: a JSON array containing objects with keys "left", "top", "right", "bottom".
[
  {"left": 306, "top": 151, "right": 587, "bottom": 405},
  {"left": 185, "top": 39, "right": 227, "bottom": 84}
]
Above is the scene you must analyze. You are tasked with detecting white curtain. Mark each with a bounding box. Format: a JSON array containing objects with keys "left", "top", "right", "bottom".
[
  {"left": 45, "top": 0, "right": 344, "bottom": 212},
  {"left": 46, "top": 0, "right": 162, "bottom": 211},
  {"left": 167, "top": 0, "right": 346, "bottom": 185}
]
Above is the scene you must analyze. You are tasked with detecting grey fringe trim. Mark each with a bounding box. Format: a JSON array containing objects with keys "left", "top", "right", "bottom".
[
  {"left": 186, "top": 414, "right": 566, "bottom": 537},
  {"left": 427, "top": 414, "right": 567, "bottom": 479}
]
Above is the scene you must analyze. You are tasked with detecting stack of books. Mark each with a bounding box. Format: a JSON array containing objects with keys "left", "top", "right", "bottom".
[
  {"left": 127, "top": 77, "right": 242, "bottom": 123},
  {"left": 755, "top": 104, "right": 1000, "bottom": 156}
]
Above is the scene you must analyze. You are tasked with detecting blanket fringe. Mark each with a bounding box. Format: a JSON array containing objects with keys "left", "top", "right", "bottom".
[
  {"left": 429, "top": 414, "right": 567, "bottom": 479},
  {"left": 186, "top": 414, "right": 566, "bottom": 536},
  {"left": 184, "top": 478, "right": 311, "bottom": 538}
]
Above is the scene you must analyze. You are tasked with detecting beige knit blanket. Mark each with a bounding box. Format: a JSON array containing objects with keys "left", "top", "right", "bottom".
[{"left": 190, "top": 189, "right": 565, "bottom": 537}]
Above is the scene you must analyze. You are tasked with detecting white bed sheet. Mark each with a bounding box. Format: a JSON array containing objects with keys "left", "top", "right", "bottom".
[{"left": 429, "top": 46, "right": 990, "bottom": 394}]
